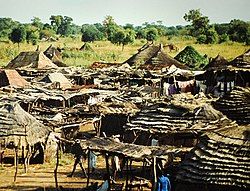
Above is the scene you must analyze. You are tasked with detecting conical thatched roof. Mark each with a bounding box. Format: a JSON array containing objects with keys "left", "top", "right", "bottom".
[
  {"left": 44, "top": 45, "right": 67, "bottom": 67},
  {"left": 40, "top": 72, "right": 72, "bottom": 90},
  {"left": 5, "top": 51, "right": 58, "bottom": 69},
  {"left": 176, "top": 124, "right": 250, "bottom": 188},
  {"left": 213, "top": 86, "right": 250, "bottom": 124},
  {"left": 229, "top": 48, "right": 250, "bottom": 69},
  {"left": 124, "top": 93, "right": 230, "bottom": 134},
  {"left": 0, "top": 69, "right": 28, "bottom": 88},
  {"left": 0, "top": 101, "right": 51, "bottom": 146},
  {"left": 124, "top": 44, "right": 188, "bottom": 70},
  {"left": 175, "top": 46, "right": 208, "bottom": 69},
  {"left": 79, "top": 43, "right": 94, "bottom": 52},
  {"left": 204, "top": 54, "right": 228, "bottom": 70}
]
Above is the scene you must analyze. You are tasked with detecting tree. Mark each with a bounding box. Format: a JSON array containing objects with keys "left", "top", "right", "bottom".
[
  {"left": 81, "top": 24, "right": 103, "bottom": 42},
  {"left": 31, "top": 17, "right": 43, "bottom": 30},
  {"left": 9, "top": 26, "right": 27, "bottom": 47},
  {"left": 0, "top": 18, "right": 19, "bottom": 38},
  {"left": 205, "top": 27, "right": 219, "bottom": 44},
  {"left": 110, "top": 28, "right": 136, "bottom": 50},
  {"left": 50, "top": 15, "right": 63, "bottom": 32},
  {"left": 57, "top": 16, "right": 74, "bottom": 36},
  {"left": 228, "top": 19, "right": 249, "bottom": 43},
  {"left": 102, "top": 15, "right": 119, "bottom": 40},
  {"left": 145, "top": 27, "right": 158, "bottom": 42},
  {"left": 40, "top": 29, "right": 56, "bottom": 40},
  {"left": 184, "top": 9, "right": 210, "bottom": 37},
  {"left": 26, "top": 25, "right": 39, "bottom": 45}
]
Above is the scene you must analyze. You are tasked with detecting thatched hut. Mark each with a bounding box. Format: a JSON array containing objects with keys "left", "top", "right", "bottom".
[
  {"left": 123, "top": 93, "right": 231, "bottom": 147},
  {"left": 0, "top": 69, "right": 29, "bottom": 88},
  {"left": 0, "top": 101, "right": 51, "bottom": 164},
  {"left": 5, "top": 51, "right": 58, "bottom": 69},
  {"left": 124, "top": 44, "right": 188, "bottom": 70},
  {"left": 213, "top": 86, "right": 250, "bottom": 124},
  {"left": 202, "top": 49, "right": 250, "bottom": 96},
  {"left": 90, "top": 97, "right": 139, "bottom": 137},
  {"left": 44, "top": 45, "right": 67, "bottom": 67},
  {"left": 176, "top": 124, "right": 250, "bottom": 191},
  {"left": 40, "top": 72, "right": 72, "bottom": 90}
]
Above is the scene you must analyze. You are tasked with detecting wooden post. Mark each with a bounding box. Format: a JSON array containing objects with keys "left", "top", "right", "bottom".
[
  {"left": 54, "top": 141, "right": 60, "bottom": 189},
  {"left": 14, "top": 147, "right": 18, "bottom": 182},
  {"left": 87, "top": 148, "right": 90, "bottom": 187},
  {"left": 125, "top": 158, "right": 129, "bottom": 191},
  {"left": 152, "top": 156, "right": 157, "bottom": 191},
  {"left": 105, "top": 152, "right": 110, "bottom": 191}
]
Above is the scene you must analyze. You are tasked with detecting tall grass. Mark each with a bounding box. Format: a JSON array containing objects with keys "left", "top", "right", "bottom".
[{"left": 0, "top": 36, "right": 249, "bottom": 68}]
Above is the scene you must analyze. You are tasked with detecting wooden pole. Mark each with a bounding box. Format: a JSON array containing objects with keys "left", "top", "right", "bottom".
[
  {"left": 152, "top": 156, "right": 157, "bottom": 191},
  {"left": 13, "top": 147, "right": 18, "bottom": 182},
  {"left": 87, "top": 148, "right": 90, "bottom": 187},
  {"left": 54, "top": 141, "right": 60, "bottom": 189},
  {"left": 105, "top": 152, "right": 110, "bottom": 191},
  {"left": 125, "top": 158, "right": 129, "bottom": 191}
]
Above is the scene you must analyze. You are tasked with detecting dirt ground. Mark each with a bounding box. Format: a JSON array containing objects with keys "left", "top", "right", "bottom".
[{"left": 0, "top": 155, "right": 152, "bottom": 191}]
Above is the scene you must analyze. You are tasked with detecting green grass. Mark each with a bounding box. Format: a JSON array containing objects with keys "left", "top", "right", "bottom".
[{"left": 0, "top": 36, "right": 249, "bottom": 68}]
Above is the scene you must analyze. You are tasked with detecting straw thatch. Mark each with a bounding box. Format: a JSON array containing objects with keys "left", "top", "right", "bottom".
[
  {"left": 40, "top": 72, "right": 72, "bottom": 90},
  {"left": 44, "top": 45, "right": 67, "bottom": 67},
  {"left": 213, "top": 86, "right": 250, "bottom": 124},
  {"left": 0, "top": 69, "right": 28, "bottom": 88},
  {"left": 229, "top": 49, "right": 250, "bottom": 69},
  {"left": 124, "top": 93, "right": 229, "bottom": 135},
  {"left": 5, "top": 51, "right": 58, "bottom": 69},
  {"left": 0, "top": 101, "right": 51, "bottom": 147},
  {"left": 124, "top": 44, "right": 188, "bottom": 70},
  {"left": 79, "top": 137, "right": 191, "bottom": 160},
  {"left": 204, "top": 54, "right": 229, "bottom": 70},
  {"left": 176, "top": 124, "right": 250, "bottom": 188}
]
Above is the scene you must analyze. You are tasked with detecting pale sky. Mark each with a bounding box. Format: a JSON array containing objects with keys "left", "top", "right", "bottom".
[{"left": 0, "top": 0, "right": 249, "bottom": 26}]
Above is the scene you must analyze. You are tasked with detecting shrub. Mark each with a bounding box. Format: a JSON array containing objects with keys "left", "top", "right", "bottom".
[{"left": 196, "top": 34, "right": 207, "bottom": 44}]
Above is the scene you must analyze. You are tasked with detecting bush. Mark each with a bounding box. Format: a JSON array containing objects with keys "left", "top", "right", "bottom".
[
  {"left": 196, "top": 34, "right": 207, "bottom": 44},
  {"left": 219, "top": 34, "right": 230, "bottom": 43},
  {"left": 205, "top": 27, "right": 219, "bottom": 44}
]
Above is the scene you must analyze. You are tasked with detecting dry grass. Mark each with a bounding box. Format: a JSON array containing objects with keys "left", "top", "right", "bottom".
[{"left": 0, "top": 36, "right": 249, "bottom": 68}]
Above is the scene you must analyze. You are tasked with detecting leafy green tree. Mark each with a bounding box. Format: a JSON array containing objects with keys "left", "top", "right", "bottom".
[
  {"left": 103, "top": 15, "right": 119, "bottom": 40},
  {"left": 197, "top": 34, "right": 207, "bottom": 44},
  {"left": 219, "top": 34, "right": 230, "bottom": 43},
  {"left": 26, "top": 25, "right": 39, "bottom": 45},
  {"left": 205, "top": 27, "right": 219, "bottom": 44},
  {"left": 214, "top": 23, "right": 230, "bottom": 35},
  {"left": 50, "top": 15, "right": 63, "bottom": 32},
  {"left": 31, "top": 17, "right": 43, "bottom": 30},
  {"left": 81, "top": 24, "right": 103, "bottom": 42},
  {"left": 124, "top": 23, "right": 134, "bottom": 30},
  {"left": 184, "top": 9, "right": 210, "bottom": 37},
  {"left": 110, "top": 28, "right": 136, "bottom": 50},
  {"left": 145, "top": 27, "right": 158, "bottom": 42},
  {"left": 40, "top": 29, "right": 56, "bottom": 40},
  {"left": 57, "top": 16, "right": 73, "bottom": 36},
  {"left": 228, "top": 19, "right": 249, "bottom": 44},
  {"left": 9, "top": 26, "right": 27, "bottom": 47},
  {"left": 0, "top": 18, "right": 19, "bottom": 38}
]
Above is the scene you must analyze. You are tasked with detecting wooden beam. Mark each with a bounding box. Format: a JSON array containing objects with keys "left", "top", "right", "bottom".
[
  {"left": 54, "top": 141, "right": 60, "bottom": 189},
  {"left": 87, "top": 148, "right": 90, "bottom": 187},
  {"left": 105, "top": 152, "right": 111, "bottom": 191}
]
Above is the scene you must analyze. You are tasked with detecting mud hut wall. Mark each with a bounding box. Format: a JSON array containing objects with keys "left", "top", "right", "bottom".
[{"left": 100, "top": 114, "right": 128, "bottom": 137}]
